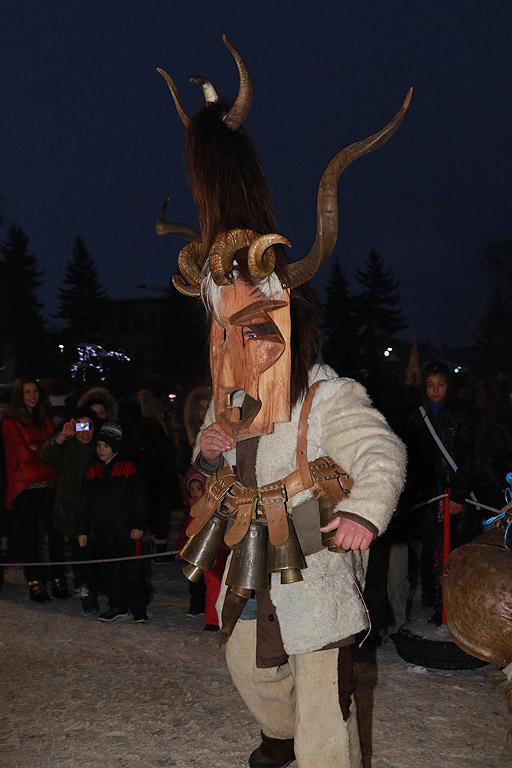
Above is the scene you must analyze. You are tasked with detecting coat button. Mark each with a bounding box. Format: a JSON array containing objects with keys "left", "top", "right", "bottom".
[{"left": 268, "top": 614, "right": 275, "bottom": 622}]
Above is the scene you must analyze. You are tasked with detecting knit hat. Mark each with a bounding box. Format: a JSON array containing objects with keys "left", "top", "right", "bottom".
[
  {"left": 97, "top": 420, "right": 123, "bottom": 452},
  {"left": 186, "top": 472, "right": 206, "bottom": 492}
]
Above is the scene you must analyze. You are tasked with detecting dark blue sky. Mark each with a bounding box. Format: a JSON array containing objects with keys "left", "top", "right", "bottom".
[{"left": 1, "top": 1, "right": 511, "bottom": 347}]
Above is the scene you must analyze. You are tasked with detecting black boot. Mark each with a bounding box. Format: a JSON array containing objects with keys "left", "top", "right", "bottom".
[
  {"left": 51, "top": 577, "right": 71, "bottom": 599},
  {"left": 248, "top": 732, "right": 295, "bottom": 768},
  {"left": 29, "top": 580, "right": 51, "bottom": 603}
]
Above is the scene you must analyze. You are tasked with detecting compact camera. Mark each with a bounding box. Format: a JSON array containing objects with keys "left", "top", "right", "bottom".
[{"left": 75, "top": 422, "right": 91, "bottom": 432}]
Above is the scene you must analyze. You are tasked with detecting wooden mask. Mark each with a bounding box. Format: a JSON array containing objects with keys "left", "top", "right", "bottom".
[{"left": 210, "top": 279, "right": 291, "bottom": 441}]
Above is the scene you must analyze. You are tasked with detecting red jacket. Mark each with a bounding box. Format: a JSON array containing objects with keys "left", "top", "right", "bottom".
[{"left": 2, "top": 412, "right": 56, "bottom": 508}]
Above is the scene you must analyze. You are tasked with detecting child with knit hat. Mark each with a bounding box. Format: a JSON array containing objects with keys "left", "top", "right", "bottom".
[{"left": 77, "top": 421, "right": 149, "bottom": 623}]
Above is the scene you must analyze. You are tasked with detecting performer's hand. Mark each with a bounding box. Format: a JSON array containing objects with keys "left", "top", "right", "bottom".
[
  {"left": 130, "top": 528, "right": 144, "bottom": 540},
  {"left": 319, "top": 516, "right": 374, "bottom": 551},
  {"left": 448, "top": 500, "right": 463, "bottom": 516},
  {"left": 200, "top": 422, "right": 236, "bottom": 463},
  {"left": 78, "top": 535, "right": 87, "bottom": 547}
]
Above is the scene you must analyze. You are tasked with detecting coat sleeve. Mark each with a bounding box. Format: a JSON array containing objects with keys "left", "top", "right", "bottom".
[
  {"left": 2, "top": 419, "right": 45, "bottom": 465},
  {"left": 448, "top": 410, "right": 474, "bottom": 505},
  {"left": 76, "top": 473, "right": 93, "bottom": 535},
  {"left": 317, "top": 379, "right": 407, "bottom": 537},
  {"left": 39, "top": 437, "right": 64, "bottom": 470},
  {"left": 129, "top": 469, "right": 147, "bottom": 530}
]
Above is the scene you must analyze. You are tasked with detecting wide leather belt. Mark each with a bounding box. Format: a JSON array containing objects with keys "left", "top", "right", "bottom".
[{"left": 186, "top": 456, "right": 353, "bottom": 546}]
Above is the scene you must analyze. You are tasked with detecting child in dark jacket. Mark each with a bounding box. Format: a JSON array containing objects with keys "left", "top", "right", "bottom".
[{"left": 77, "top": 421, "right": 148, "bottom": 623}]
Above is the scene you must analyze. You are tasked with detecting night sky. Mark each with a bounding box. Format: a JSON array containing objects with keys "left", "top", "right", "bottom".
[{"left": 1, "top": 1, "right": 511, "bottom": 347}]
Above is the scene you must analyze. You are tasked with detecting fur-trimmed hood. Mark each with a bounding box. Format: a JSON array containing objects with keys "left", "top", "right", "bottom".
[{"left": 77, "top": 387, "right": 118, "bottom": 421}]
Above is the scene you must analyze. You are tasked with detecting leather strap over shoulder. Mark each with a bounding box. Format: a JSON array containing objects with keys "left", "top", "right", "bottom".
[{"left": 296, "top": 380, "right": 325, "bottom": 489}]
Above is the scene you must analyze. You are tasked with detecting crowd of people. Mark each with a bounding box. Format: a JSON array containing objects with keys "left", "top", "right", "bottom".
[
  {"left": 0, "top": 361, "right": 510, "bottom": 639},
  {"left": 0, "top": 377, "right": 222, "bottom": 631},
  {"left": 363, "top": 360, "right": 512, "bottom": 639}
]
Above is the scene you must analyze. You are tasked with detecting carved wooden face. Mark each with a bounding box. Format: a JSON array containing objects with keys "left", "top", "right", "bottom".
[{"left": 210, "top": 279, "right": 291, "bottom": 440}]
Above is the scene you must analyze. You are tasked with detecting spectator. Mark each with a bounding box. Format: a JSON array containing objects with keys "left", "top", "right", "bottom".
[
  {"left": 39, "top": 408, "right": 99, "bottom": 613},
  {"left": 77, "top": 386, "right": 118, "bottom": 423},
  {"left": 404, "top": 361, "right": 477, "bottom": 624},
  {"left": 1, "top": 376, "right": 68, "bottom": 602},
  {"left": 77, "top": 421, "right": 148, "bottom": 623},
  {"left": 132, "top": 390, "right": 179, "bottom": 557}
]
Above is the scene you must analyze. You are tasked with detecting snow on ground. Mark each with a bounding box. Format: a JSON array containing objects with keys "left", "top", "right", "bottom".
[{"left": 1, "top": 561, "right": 509, "bottom": 768}]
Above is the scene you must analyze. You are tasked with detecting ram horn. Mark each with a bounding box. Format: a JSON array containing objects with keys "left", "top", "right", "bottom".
[
  {"left": 287, "top": 88, "right": 413, "bottom": 288},
  {"left": 248, "top": 234, "right": 291, "bottom": 280},
  {"left": 209, "top": 229, "right": 258, "bottom": 286}
]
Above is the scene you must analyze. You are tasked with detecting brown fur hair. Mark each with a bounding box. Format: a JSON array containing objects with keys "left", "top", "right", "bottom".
[{"left": 185, "top": 102, "right": 322, "bottom": 406}]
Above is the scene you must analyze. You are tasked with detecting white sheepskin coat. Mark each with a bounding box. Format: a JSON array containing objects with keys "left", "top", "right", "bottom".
[{"left": 197, "top": 364, "right": 407, "bottom": 655}]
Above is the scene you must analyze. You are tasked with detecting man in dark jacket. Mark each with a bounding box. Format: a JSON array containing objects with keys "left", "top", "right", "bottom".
[{"left": 40, "top": 407, "right": 98, "bottom": 610}]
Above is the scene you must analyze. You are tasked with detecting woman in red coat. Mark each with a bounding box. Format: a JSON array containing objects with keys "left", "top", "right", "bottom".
[{"left": 2, "top": 377, "right": 68, "bottom": 602}]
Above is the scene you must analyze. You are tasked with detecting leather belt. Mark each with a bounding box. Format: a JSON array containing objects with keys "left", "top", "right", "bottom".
[{"left": 187, "top": 379, "right": 354, "bottom": 548}]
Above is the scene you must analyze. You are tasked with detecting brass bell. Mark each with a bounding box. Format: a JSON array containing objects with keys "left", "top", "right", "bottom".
[
  {"left": 268, "top": 517, "right": 306, "bottom": 584},
  {"left": 180, "top": 512, "right": 228, "bottom": 582},
  {"left": 226, "top": 520, "right": 269, "bottom": 595},
  {"left": 319, "top": 496, "right": 347, "bottom": 553}
]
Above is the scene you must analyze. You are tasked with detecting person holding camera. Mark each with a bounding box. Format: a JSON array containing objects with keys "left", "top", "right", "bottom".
[{"left": 39, "top": 408, "right": 99, "bottom": 611}]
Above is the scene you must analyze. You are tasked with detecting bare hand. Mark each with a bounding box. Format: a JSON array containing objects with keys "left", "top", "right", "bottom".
[
  {"left": 78, "top": 535, "right": 87, "bottom": 547},
  {"left": 57, "top": 419, "right": 76, "bottom": 444},
  {"left": 319, "top": 516, "right": 374, "bottom": 551},
  {"left": 448, "top": 500, "right": 463, "bottom": 516},
  {"left": 130, "top": 528, "right": 144, "bottom": 540},
  {"left": 200, "top": 422, "right": 236, "bottom": 464}
]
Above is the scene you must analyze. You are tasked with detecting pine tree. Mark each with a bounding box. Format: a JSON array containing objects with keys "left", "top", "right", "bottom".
[
  {"left": 0, "top": 224, "right": 46, "bottom": 373},
  {"left": 473, "top": 292, "right": 512, "bottom": 377},
  {"left": 353, "top": 249, "right": 407, "bottom": 355},
  {"left": 55, "top": 236, "right": 108, "bottom": 343},
  {"left": 322, "top": 258, "right": 360, "bottom": 374}
]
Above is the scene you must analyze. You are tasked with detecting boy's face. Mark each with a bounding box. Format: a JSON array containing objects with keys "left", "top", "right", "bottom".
[
  {"left": 96, "top": 440, "right": 114, "bottom": 462},
  {"left": 188, "top": 479, "right": 204, "bottom": 499}
]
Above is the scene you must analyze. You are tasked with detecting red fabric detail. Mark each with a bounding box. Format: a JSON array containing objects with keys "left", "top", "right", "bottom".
[{"left": 2, "top": 415, "right": 55, "bottom": 508}]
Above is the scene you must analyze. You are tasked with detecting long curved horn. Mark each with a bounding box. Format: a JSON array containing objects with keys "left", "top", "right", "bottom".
[
  {"left": 156, "top": 68, "right": 190, "bottom": 127},
  {"left": 209, "top": 229, "right": 258, "bottom": 285},
  {"left": 248, "top": 234, "right": 291, "bottom": 279},
  {"left": 221, "top": 35, "right": 253, "bottom": 131},
  {"left": 189, "top": 76, "right": 219, "bottom": 104},
  {"left": 287, "top": 88, "right": 413, "bottom": 289},
  {"left": 155, "top": 198, "right": 202, "bottom": 242},
  {"left": 172, "top": 274, "right": 201, "bottom": 297}
]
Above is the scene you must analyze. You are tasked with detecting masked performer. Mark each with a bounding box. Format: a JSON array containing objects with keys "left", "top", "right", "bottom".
[{"left": 156, "top": 37, "right": 410, "bottom": 768}]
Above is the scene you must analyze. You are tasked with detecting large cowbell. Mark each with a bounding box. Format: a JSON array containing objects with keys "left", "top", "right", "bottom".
[
  {"left": 180, "top": 512, "right": 228, "bottom": 583},
  {"left": 267, "top": 517, "right": 307, "bottom": 584},
  {"left": 210, "top": 279, "right": 291, "bottom": 441},
  {"left": 225, "top": 520, "right": 269, "bottom": 597}
]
